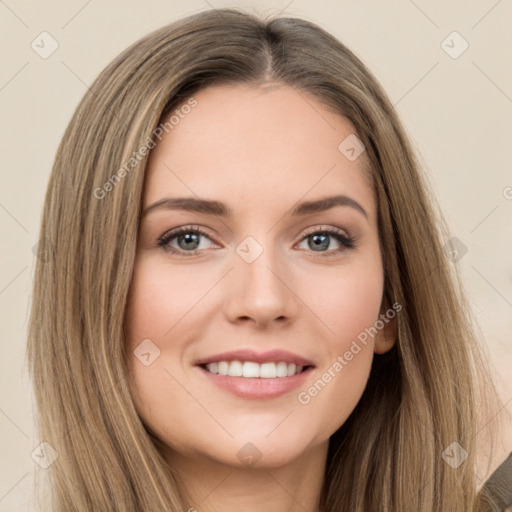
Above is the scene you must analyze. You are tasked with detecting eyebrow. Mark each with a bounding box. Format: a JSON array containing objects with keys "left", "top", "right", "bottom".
[{"left": 142, "top": 194, "right": 368, "bottom": 220}]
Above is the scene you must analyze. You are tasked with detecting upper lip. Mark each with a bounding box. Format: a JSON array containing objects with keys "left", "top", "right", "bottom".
[{"left": 195, "top": 349, "right": 315, "bottom": 367}]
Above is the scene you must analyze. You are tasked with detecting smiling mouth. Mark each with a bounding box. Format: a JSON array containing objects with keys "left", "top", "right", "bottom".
[{"left": 199, "top": 360, "right": 314, "bottom": 379}]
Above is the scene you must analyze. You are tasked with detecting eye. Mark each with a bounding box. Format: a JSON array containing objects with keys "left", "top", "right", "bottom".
[
  {"left": 296, "top": 227, "right": 356, "bottom": 256},
  {"left": 157, "top": 225, "right": 216, "bottom": 255},
  {"left": 157, "top": 225, "right": 356, "bottom": 257}
]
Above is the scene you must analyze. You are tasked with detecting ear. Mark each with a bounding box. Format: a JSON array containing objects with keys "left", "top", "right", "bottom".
[{"left": 374, "top": 301, "right": 398, "bottom": 355}]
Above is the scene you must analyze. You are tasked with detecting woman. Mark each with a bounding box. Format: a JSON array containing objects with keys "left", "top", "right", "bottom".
[{"left": 26, "top": 8, "right": 509, "bottom": 511}]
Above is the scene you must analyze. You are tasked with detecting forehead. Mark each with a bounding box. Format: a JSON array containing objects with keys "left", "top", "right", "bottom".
[{"left": 143, "top": 83, "right": 375, "bottom": 222}]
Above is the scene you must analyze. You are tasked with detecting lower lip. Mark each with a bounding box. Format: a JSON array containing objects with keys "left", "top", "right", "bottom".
[{"left": 197, "top": 365, "right": 314, "bottom": 399}]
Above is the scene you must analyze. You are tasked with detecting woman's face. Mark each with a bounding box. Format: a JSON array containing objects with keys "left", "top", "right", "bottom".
[{"left": 124, "top": 83, "right": 394, "bottom": 469}]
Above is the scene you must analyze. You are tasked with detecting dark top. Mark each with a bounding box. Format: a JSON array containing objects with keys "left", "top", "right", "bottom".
[{"left": 478, "top": 452, "right": 512, "bottom": 511}]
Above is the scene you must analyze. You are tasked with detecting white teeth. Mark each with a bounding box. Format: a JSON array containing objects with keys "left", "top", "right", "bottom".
[
  {"left": 276, "top": 362, "right": 288, "bottom": 377},
  {"left": 242, "top": 361, "right": 260, "bottom": 378},
  {"left": 204, "top": 360, "right": 307, "bottom": 378},
  {"left": 229, "top": 360, "right": 243, "bottom": 377},
  {"left": 260, "top": 363, "right": 276, "bottom": 378}
]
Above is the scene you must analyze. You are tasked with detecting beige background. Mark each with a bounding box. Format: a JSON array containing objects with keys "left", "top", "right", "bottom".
[{"left": 1, "top": 0, "right": 511, "bottom": 509}]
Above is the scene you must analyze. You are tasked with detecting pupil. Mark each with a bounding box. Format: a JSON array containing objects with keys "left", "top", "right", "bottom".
[
  {"left": 310, "top": 234, "right": 328, "bottom": 251},
  {"left": 180, "top": 233, "right": 200, "bottom": 250}
]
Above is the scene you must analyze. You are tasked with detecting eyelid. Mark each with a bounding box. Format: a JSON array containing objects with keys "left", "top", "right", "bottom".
[{"left": 299, "top": 224, "right": 351, "bottom": 240}]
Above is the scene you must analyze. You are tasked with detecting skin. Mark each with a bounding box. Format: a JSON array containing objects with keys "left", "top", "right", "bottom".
[{"left": 124, "top": 82, "right": 397, "bottom": 512}]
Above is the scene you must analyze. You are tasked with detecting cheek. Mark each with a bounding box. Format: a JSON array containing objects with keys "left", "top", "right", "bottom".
[
  {"left": 124, "top": 260, "right": 196, "bottom": 443},
  {"left": 303, "top": 254, "right": 384, "bottom": 346},
  {"left": 293, "top": 255, "right": 383, "bottom": 435},
  {"left": 125, "top": 258, "right": 201, "bottom": 343},
  {"left": 331, "top": 278, "right": 383, "bottom": 343}
]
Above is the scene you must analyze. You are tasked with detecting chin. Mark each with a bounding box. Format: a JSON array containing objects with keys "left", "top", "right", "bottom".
[{"left": 215, "top": 431, "right": 321, "bottom": 469}]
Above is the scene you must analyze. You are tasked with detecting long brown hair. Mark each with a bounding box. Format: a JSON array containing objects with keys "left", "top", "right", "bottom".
[{"left": 26, "top": 8, "right": 504, "bottom": 511}]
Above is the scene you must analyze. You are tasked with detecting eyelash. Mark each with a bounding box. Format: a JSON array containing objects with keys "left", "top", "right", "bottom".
[{"left": 157, "top": 224, "right": 356, "bottom": 258}]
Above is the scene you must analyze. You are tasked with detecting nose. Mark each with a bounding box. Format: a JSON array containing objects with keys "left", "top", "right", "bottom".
[{"left": 223, "top": 242, "right": 299, "bottom": 329}]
